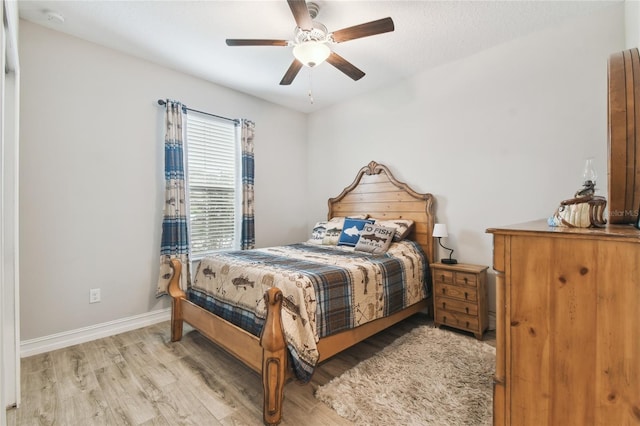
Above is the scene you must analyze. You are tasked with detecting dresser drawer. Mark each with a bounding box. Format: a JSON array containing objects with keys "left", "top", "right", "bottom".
[
  {"left": 433, "top": 269, "right": 454, "bottom": 284},
  {"left": 434, "top": 282, "right": 478, "bottom": 302},
  {"left": 435, "top": 296, "right": 478, "bottom": 316},
  {"left": 455, "top": 272, "right": 477, "bottom": 287},
  {"left": 435, "top": 310, "right": 479, "bottom": 332}
]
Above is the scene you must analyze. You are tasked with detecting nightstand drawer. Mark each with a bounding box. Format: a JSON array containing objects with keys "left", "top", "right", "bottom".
[
  {"left": 434, "top": 282, "right": 478, "bottom": 302},
  {"left": 455, "top": 272, "right": 477, "bottom": 287},
  {"left": 433, "top": 269, "right": 454, "bottom": 284},
  {"left": 435, "top": 310, "right": 479, "bottom": 332},
  {"left": 435, "top": 296, "right": 478, "bottom": 316}
]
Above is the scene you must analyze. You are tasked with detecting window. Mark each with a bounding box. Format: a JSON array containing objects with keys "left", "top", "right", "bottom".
[{"left": 185, "top": 112, "right": 240, "bottom": 258}]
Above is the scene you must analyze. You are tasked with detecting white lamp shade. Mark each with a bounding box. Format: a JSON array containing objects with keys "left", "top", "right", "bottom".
[
  {"left": 432, "top": 223, "right": 448, "bottom": 238},
  {"left": 293, "top": 41, "right": 330, "bottom": 67}
]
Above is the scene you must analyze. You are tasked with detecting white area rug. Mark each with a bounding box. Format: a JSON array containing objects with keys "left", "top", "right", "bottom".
[{"left": 315, "top": 326, "right": 495, "bottom": 425}]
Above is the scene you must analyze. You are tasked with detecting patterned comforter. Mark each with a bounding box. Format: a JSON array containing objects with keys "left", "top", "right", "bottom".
[{"left": 187, "top": 240, "right": 430, "bottom": 382}]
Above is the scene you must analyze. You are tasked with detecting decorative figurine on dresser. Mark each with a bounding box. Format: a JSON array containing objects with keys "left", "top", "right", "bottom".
[{"left": 548, "top": 157, "right": 606, "bottom": 228}]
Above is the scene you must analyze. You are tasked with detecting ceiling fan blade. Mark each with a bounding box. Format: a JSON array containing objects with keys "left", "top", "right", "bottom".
[
  {"left": 280, "top": 59, "right": 303, "bottom": 85},
  {"left": 331, "top": 17, "right": 395, "bottom": 43},
  {"left": 287, "top": 0, "right": 313, "bottom": 31},
  {"left": 326, "top": 52, "right": 365, "bottom": 81},
  {"left": 226, "top": 39, "right": 289, "bottom": 46}
]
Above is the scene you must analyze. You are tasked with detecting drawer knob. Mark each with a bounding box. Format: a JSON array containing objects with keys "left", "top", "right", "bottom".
[
  {"left": 443, "top": 316, "right": 447, "bottom": 323},
  {"left": 442, "top": 302, "right": 446, "bottom": 309},
  {"left": 466, "top": 321, "right": 470, "bottom": 328},
  {"left": 440, "top": 274, "right": 445, "bottom": 281},
  {"left": 442, "top": 288, "right": 446, "bottom": 295},
  {"left": 464, "top": 292, "right": 468, "bottom": 299},
  {"left": 465, "top": 307, "right": 469, "bottom": 314},
  {"left": 464, "top": 277, "right": 468, "bottom": 283}
]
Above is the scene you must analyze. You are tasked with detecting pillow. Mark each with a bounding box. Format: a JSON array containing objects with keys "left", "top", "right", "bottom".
[
  {"left": 355, "top": 223, "right": 396, "bottom": 254},
  {"left": 307, "top": 221, "right": 328, "bottom": 244},
  {"left": 337, "top": 218, "right": 375, "bottom": 247},
  {"left": 371, "top": 218, "right": 415, "bottom": 241},
  {"left": 321, "top": 215, "right": 368, "bottom": 245},
  {"left": 322, "top": 218, "right": 345, "bottom": 245}
]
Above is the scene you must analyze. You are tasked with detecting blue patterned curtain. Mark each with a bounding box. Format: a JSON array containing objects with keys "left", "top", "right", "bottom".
[
  {"left": 156, "top": 100, "right": 190, "bottom": 296},
  {"left": 241, "top": 119, "right": 255, "bottom": 250}
]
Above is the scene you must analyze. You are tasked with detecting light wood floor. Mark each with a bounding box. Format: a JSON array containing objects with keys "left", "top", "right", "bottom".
[{"left": 6, "top": 315, "right": 495, "bottom": 426}]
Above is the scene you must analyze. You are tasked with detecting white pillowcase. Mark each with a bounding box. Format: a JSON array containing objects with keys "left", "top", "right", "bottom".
[{"left": 307, "top": 221, "right": 328, "bottom": 244}]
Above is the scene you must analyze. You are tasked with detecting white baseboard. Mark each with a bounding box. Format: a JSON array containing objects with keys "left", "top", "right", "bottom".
[{"left": 20, "top": 308, "right": 171, "bottom": 358}]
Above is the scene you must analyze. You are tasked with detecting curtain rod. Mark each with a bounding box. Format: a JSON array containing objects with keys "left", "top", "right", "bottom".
[{"left": 157, "top": 99, "right": 239, "bottom": 124}]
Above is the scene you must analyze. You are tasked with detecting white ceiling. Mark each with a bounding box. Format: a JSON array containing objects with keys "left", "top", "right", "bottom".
[{"left": 18, "top": 0, "right": 617, "bottom": 113}]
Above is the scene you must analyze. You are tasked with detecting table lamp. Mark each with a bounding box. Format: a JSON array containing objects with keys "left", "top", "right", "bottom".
[{"left": 433, "top": 223, "right": 457, "bottom": 264}]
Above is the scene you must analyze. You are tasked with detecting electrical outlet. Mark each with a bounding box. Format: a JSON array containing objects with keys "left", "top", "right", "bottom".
[{"left": 89, "top": 288, "right": 101, "bottom": 304}]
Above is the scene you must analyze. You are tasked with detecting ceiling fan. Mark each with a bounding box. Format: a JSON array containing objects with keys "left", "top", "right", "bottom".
[{"left": 225, "top": 0, "right": 395, "bottom": 85}]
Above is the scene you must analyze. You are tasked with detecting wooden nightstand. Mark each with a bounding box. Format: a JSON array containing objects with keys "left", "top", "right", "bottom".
[{"left": 431, "top": 262, "right": 488, "bottom": 340}]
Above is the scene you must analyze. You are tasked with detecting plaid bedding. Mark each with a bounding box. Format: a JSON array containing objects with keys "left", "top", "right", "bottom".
[{"left": 187, "top": 240, "right": 430, "bottom": 382}]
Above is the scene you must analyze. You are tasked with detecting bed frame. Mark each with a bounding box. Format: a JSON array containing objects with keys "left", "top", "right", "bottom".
[{"left": 168, "top": 161, "right": 435, "bottom": 425}]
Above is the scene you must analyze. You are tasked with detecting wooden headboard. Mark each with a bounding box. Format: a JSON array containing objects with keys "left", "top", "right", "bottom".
[{"left": 328, "top": 161, "right": 435, "bottom": 264}]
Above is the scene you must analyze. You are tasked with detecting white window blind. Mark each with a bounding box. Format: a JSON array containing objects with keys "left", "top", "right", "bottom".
[{"left": 186, "top": 112, "right": 239, "bottom": 258}]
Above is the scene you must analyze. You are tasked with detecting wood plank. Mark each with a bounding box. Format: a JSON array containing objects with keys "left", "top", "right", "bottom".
[
  {"left": 94, "top": 360, "right": 161, "bottom": 424},
  {"left": 20, "top": 352, "right": 53, "bottom": 374},
  {"left": 547, "top": 238, "right": 597, "bottom": 424},
  {"left": 49, "top": 345, "right": 100, "bottom": 400},
  {"left": 331, "top": 201, "right": 429, "bottom": 214},
  {"left": 16, "top": 368, "right": 58, "bottom": 426},
  {"left": 138, "top": 325, "right": 190, "bottom": 366},
  {"left": 55, "top": 388, "right": 116, "bottom": 426},
  {"left": 166, "top": 354, "right": 238, "bottom": 421},
  {"left": 492, "top": 234, "right": 507, "bottom": 426},
  {"left": 341, "top": 189, "right": 423, "bottom": 202},
  {"left": 594, "top": 240, "right": 640, "bottom": 424},
  {"left": 624, "top": 49, "right": 636, "bottom": 220},
  {"left": 608, "top": 50, "right": 629, "bottom": 222},
  {"left": 80, "top": 337, "right": 124, "bottom": 370},
  {"left": 633, "top": 47, "right": 640, "bottom": 222},
  {"left": 118, "top": 341, "right": 178, "bottom": 388},
  {"left": 136, "top": 369, "right": 223, "bottom": 425},
  {"left": 139, "top": 416, "right": 171, "bottom": 426},
  {"left": 608, "top": 48, "right": 640, "bottom": 223},
  {"left": 509, "top": 235, "right": 552, "bottom": 424}
]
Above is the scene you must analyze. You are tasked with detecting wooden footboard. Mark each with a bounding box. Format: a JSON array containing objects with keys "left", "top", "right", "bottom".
[{"left": 167, "top": 259, "right": 288, "bottom": 425}]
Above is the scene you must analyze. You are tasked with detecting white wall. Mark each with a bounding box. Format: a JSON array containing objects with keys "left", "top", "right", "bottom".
[
  {"left": 18, "top": 20, "right": 308, "bottom": 341},
  {"left": 307, "top": 4, "right": 625, "bottom": 314},
  {"left": 626, "top": 0, "right": 640, "bottom": 49}
]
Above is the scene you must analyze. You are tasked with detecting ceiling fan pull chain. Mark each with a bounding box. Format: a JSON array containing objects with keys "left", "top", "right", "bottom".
[{"left": 308, "top": 68, "right": 314, "bottom": 104}]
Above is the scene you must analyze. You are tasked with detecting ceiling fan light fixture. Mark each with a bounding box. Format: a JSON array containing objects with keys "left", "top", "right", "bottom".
[{"left": 293, "top": 41, "right": 330, "bottom": 67}]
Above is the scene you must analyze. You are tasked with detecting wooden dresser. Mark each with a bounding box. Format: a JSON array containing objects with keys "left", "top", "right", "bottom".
[
  {"left": 431, "top": 262, "right": 488, "bottom": 340},
  {"left": 487, "top": 220, "right": 640, "bottom": 425}
]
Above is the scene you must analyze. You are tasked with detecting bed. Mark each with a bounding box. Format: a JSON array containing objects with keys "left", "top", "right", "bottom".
[{"left": 167, "top": 161, "right": 435, "bottom": 425}]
